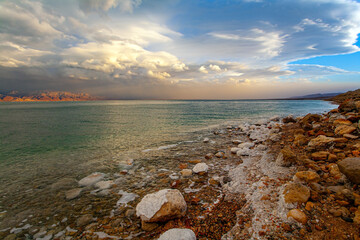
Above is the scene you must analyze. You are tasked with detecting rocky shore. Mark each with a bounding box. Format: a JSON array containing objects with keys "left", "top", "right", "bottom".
[{"left": 2, "top": 96, "right": 360, "bottom": 240}]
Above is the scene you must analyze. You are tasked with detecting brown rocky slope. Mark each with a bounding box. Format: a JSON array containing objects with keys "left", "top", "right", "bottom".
[{"left": 0, "top": 91, "right": 99, "bottom": 102}]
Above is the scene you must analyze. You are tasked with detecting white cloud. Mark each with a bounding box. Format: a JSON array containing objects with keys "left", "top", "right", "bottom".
[{"left": 78, "top": 0, "right": 142, "bottom": 13}]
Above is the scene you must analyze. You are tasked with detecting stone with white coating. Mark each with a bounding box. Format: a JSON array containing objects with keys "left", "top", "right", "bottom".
[
  {"left": 65, "top": 188, "right": 82, "bottom": 200},
  {"left": 192, "top": 163, "right": 209, "bottom": 173},
  {"left": 78, "top": 172, "right": 105, "bottom": 187},
  {"left": 136, "top": 189, "right": 187, "bottom": 222},
  {"left": 158, "top": 228, "right": 196, "bottom": 240},
  {"left": 95, "top": 180, "right": 114, "bottom": 190}
]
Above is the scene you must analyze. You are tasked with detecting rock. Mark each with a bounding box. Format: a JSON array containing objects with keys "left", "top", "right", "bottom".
[
  {"left": 78, "top": 172, "right": 105, "bottom": 187},
  {"left": 205, "top": 153, "right": 213, "bottom": 159},
  {"left": 136, "top": 189, "right": 187, "bottom": 222},
  {"left": 334, "top": 125, "right": 356, "bottom": 135},
  {"left": 308, "top": 135, "right": 335, "bottom": 147},
  {"left": 215, "top": 152, "right": 225, "bottom": 158},
  {"left": 294, "top": 135, "right": 308, "bottom": 146},
  {"left": 328, "top": 163, "right": 342, "bottom": 178},
  {"left": 179, "top": 163, "right": 188, "bottom": 169},
  {"left": 338, "top": 99, "right": 357, "bottom": 113},
  {"left": 353, "top": 207, "right": 360, "bottom": 224},
  {"left": 94, "top": 180, "right": 114, "bottom": 190},
  {"left": 188, "top": 159, "right": 201, "bottom": 164},
  {"left": 230, "top": 147, "right": 241, "bottom": 154},
  {"left": 232, "top": 140, "right": 242, "bottom": 144},
  {"left": 3, "top": 234, "right": 16, "bottom": 240},
  {"left": 76, "top": 214, "right": 93, "bottom": 227},
  {"left": 311, "top": 151, "right": 329, "bottom": 161},
  {"left": 333, "top": 119, "right": 353, "bottom": 126},
  {"left": 354, "top": 193, "right": 360, "bottom": 206},
  {"left": 305, "top": 202, "right": 314, "bottom": 211},
  {"left": 238, "top": 142, "right": 255, "bottom": 148},
  {"left": 236, "top": 148, "right": 251, "bottom": 156},
  {"left": 294, "top": 171, "right": 320, "bottom": 183},
  {"left": 283, "top": 182, "right": 310, "bottom": 204},
  {"left": 276, "top": 147, "right": 297, "bottom": 167},
  {"left": 192, "top": 163, "right": 209, "bottom": 173},
  {"left": 158, "top": 228, "right": 196, "bottom": 240},
  {"left": 50, "top": 178, "right": 77, "bottom": 191},
  {"left": 141, "top": 221, "right": 159, "bottom": 231},
  {"left": 65, "top": 188, "right": 82, "bottom": 200},
  {"left": 300, "top": 114, "right": 322, "bottom": 129},
  {"left": 203, "top": 138, "right": 210, "bottom": 143},
  {"left": 287, "top": 209, "right": 307, "bottom": 224},
  {"left": 180, "top": 169, "right": 192, "bottom": 177},
  {"left": 283, "top": 115, "right": 296, "bottom": 123},
  {"left": 344, "top": 134, "right": 359, "bottom": 139},
  {"left": 328, "top": 154, "right": 338, "bottom": 162},
  {"left": 338, "top": 157, "right": 360, "bottom": 184},
  {"left": 270, "top": 115, "right": 280, "bottom": 122}
]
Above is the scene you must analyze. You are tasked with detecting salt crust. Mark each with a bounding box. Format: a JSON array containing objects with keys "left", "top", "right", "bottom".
[{"left": 136, "top": 189, "right": 171, "bottom": 219}]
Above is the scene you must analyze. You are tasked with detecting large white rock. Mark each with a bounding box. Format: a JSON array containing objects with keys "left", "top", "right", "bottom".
[
  {"left": 136, "top": 189, "right": 187, "bottom": 222},
  {"left": 192, "top": 163, "right": 209, "bottom": 173},
  {"left": 158, "top": 228, "right": 196, "bottom": 240},
  {"left": 78, "top": 172, "right": 105, "bottom": 187}
]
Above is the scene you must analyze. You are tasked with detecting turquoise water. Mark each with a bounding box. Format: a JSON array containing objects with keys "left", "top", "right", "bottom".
[{"left": 0, "top": 100, "right": 336, "bottom": 230}]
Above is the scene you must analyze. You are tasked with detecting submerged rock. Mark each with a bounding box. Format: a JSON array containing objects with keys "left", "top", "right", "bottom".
[
  {"left": 65, "top": 188, "right": 83, "bottom": 200},
  {"left": 192, "top": 163, "right": 209, "bottom": 173},
  {"left": 158, "top": 228, "right": 196, "bottom": 240},
  {"left": 136, "top": 189, "right": 187, "bottom": 222},
  {"left": 338, "top": 157, "right": 360, "bottom": 184},
  {"left": 78, "top": 172, "right": 105, "bottom": 187},
  {"left": 94, "top": 180, "right": 114, "bottom": 190}
]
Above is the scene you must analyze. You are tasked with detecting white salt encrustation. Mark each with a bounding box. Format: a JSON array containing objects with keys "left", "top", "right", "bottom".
[{"left": 158, "top": 228, "right": 196, "bottom": 240}]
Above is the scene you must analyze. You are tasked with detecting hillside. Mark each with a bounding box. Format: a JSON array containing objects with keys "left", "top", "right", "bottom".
[
  {"left": 328, "top": 88, "right": 360, "bottom": 103},
  {"left": 0, "top": 91, "right": 99, "bottom": 102}
]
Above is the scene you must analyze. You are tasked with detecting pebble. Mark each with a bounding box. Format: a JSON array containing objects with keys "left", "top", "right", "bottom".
[
  {"left": 287, "top": 209, "right": 307, "bottom": 224},
  {"left": 192, "top": 163, "right": 209, "bottom": 173},
  {"left": 158, "top": 228, "right": 196, "bottom": 240},
  {"left": 180, "top": 169, "right": 192, "bottom": 177}
]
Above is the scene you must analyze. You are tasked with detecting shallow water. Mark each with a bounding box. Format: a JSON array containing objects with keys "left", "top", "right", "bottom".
[{"left": 0, "top": 100, "right": 336, "bottom": 233}]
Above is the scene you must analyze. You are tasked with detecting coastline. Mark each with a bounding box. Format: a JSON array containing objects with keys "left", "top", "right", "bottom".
[{"left": 1, "top": 99, "right": 359, "bottom": 239}]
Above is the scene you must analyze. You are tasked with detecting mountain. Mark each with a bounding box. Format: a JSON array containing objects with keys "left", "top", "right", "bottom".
[
  {"left": 0, "top": 91, "right": 99, "bottom": 102},
  {"left": 289, "top": 92, "right": 343, "bottom": 100}
]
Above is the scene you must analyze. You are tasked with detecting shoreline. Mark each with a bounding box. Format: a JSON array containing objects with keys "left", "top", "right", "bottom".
[{"left": 1, "top": 99, "right": 359, "bottom": 239}]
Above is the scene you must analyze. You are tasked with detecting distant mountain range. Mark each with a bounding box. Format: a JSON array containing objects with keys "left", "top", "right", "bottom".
[
  {"left": 289, "top": 92, "right": 343, "bottom": 100},
  {"left": 0, "top": 91, "right": 99, "bottom": 102}
]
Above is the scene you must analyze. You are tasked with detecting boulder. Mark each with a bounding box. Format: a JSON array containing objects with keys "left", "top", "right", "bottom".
[
  {"left": 283, "top": 182, "right": 310, "bottom": 204},
  {"left": 294, "top": 135, "right": 308, "bottom": 146},
  {"left": 338, "top": 157, "right": 360, "bottom": 184},
  {"left": 78, "top": 172, "right": 105, "bottom": 187},
  {"left": 308, "top": 135, "right": 335, "bottom": 148},
  {"left": 136, "top": 189, "right": 187, "bottom": 222},
  {"left": 300, "top": 114, "right": 322, "bottom": 129},
  {"left": 287, "top": 209, "right": 307, "bottom": 224},
  {"left": 276, "top": 147, "right": 297, "bottom": 167},
  {"left": 158, "top": 228, "right": 196, "bottom": 240},
  {"left": 334, "top": 125, "right": 356, "bottom": 135},
  {"left": 192, "top": 163, "right": 209, "bottom": 173},
  {"left": 294, "top": 171, "right": 320, "bottom": 183}
]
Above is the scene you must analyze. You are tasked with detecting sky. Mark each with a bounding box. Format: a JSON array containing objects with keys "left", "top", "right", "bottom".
[{"left": 0, "top": 0, "right": 359, "bottom": 99}]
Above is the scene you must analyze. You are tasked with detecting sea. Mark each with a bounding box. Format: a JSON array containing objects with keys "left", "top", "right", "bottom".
[{"left": 0, "top": 100, "right": 336, "bottom": 235}]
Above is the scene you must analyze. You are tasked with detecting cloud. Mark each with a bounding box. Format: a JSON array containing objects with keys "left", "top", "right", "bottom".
[{"left": 78, "top": 0, "right": 142, "bottom": 14}]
